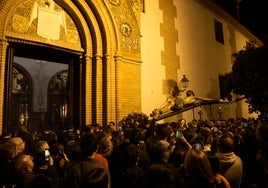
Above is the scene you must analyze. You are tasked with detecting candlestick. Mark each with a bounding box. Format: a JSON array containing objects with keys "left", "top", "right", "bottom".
[
  {"left": 218, "top": 107, "right": 222, "bottom": 120},
  {"left": 19, "top": 104, "right": 25, "bottom": 125},
  {"left": 61, "top": 104, "right": 67, "bottom": 119},
  {"left": 198, "top": 107, "right": 202, "bottom": 120},
  {"left": 25, "top": 103, "right": 29, "bottom": 126}
]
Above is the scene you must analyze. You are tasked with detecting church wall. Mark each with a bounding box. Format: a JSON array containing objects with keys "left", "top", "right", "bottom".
[
  {"left": 140, "top": 0, "right": 260, "bottom": 122},
  {"left": 0, "top": 0, "right": 263, "bottom": 134}
]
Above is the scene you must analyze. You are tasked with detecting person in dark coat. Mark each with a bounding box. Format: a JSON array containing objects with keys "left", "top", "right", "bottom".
[{"left": 65, "top": 133, "right": 110, "bottom": 188}]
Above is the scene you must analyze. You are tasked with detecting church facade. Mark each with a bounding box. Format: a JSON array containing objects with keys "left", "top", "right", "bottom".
[{"left": 0, "top": 0, "right": 262, "bottom": 134}]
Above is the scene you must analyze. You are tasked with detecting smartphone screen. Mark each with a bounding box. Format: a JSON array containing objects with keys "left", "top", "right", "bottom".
[
  {"left": 175, "top": 130, "right": 181, "bottom": 138},
  {"left": 45, "top": 149, "right": 50, "bottom": 161}
]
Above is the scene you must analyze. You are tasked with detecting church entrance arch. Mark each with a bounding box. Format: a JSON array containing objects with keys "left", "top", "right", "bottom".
[
  {"left": 0, "top": 0, "right": 140, "bottom": 134},
  {"left": 5, "top": 41, "right": 81, "bottom": 133}
]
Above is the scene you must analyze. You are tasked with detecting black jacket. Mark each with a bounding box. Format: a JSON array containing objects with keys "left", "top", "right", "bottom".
[{"left": 66, "top": 157, "right": 110, "bottom": 188}]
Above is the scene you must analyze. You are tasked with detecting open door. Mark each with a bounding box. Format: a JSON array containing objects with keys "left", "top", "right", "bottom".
[
  {"left": 48, "top": 70, "right": 68, "bottom": 132},
  {"left": 4, "top": 42, "right": 82, "bottom": 133}
]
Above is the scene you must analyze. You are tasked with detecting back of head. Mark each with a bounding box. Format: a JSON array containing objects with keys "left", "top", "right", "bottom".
[
  {"left": 150, "top": 141, "right": 170, "bottom": 163},
  {"left": 124, "top": 128, "right": 142, "bottom": 145},
  {"left": 157, "top": 125, "right": 170, "bottom": 140},
  {"left": 66, "top": 131, "right": 77, "bottom": 142},
  {"left": 35, "top": 140, "right": 49, "bottom": 152},
  {"left": 169, "top": 145, "right": 187, "bottom": 166},
  {"left": 121, "top": 144, "right": 139, "bottom": 168},
  {"left": 142, "top": 163, "right": 176, "bottom": 188},
  {"left": 10, "top": 136, "right": 25, "bottom": 154},
  {"left": 184, "top": 148, "right": 215, "bottom": 183},
  {"left": 0, "top": 141, "right": 17, "bottom": 161},
  {"left": 200, "top": 127, "right": 212, "bottom": 144},
  {"left": 217, "top": 134, "right": 234, "bottom": 153},
  {"left": 79, "top": 133, "right": 98, "bottom": 157},
  {"left": 82, "top": 168, "right": 109, "bottom": 188},
  {"left": 11, "top": 153, "right": 34, "bottom": 176},
  {"left": 205, "top": 151, "right": 220, "bottom": 175}
]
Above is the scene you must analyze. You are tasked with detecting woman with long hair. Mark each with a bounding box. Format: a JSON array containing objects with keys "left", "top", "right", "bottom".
[{"left": 182, "top": 146, "right": 228, "bottom": 188}]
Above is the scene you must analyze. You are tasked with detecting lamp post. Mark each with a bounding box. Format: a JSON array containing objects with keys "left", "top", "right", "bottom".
[
  {"left": 172, "top": 75, "right": 190, "bottom": 97},
  {"left": 180, "top": 75, "right": 189, "bottom": 91}
]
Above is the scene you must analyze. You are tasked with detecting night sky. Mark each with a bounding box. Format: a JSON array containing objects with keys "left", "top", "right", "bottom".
[{"left": 213, "top": 0, "right": 268, "bottom": 41}]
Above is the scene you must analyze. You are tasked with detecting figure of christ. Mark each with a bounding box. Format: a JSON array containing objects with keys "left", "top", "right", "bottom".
[
  {"left": 150, "top": 89, "right": 219, "bottom": 119},
  {"left": 183, "top": 90, "right": 219, "bottom": 107},
  {"left": 150, "top": 95, "right": 183, "bottom": 118}
]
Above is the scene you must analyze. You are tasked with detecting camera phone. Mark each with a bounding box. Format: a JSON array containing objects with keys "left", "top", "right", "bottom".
[{"left": 45, "top": 149, "right": 50, "bottom": 161}]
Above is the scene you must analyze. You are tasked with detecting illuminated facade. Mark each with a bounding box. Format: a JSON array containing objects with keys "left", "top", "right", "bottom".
[{"left": 0, "top": 0, "right": 262, "bottom": 133}]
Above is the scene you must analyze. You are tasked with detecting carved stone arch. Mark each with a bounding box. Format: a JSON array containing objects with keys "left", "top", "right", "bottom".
[
  {"left": 66, "top": 0, "right": 123, "bottom": 126},
  {"left": 53, "top": 0, "right": 121, "bottom": 126},
  {"left": 0, "top": 0, "right": 142, "bottom": 131},
  {"left": 0, "top": 0, "right": 114, "bottom": 53},
  {"left": 80, "top": 0, "right": 142, "bottom": 125},
  {"left": 2, "top": 0, "right": 88, "bottom": 53},
  {"left": 87, "top": 0, "right": 120, "bottom": 53},
  {"left": 0, "top": 0, "right": 122, "bottom": 129},
  {"left": 54, "top": 0, "right": 94, "bottom": 53}
]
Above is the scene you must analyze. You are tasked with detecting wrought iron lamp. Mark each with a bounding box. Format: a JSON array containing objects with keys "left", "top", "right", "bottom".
[
  {"left": 180, "top": 75, "right": 189, "bottom": 91},
  {"left": 171, "top": 75, "right": 190, "bottom": 97}
]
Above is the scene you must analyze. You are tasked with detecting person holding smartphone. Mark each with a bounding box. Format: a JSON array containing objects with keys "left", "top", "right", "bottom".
[
  {"left": 175, "top": 129, "right": 181, "bottom": 139},
  {"left": 33, "top": 148, "right": 60, "bottom": 187},
  {"left": 174, "top": 130, "right": 193, "bottom": 150}
]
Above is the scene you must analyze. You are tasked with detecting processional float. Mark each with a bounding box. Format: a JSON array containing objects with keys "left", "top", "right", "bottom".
[{"left": 150, "top": 95, "right": 243, "bottom": 121}]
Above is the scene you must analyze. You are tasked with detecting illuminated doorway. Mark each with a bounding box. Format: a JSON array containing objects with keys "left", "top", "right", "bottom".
[
  {"left": 48, "top": 70, "right": 69, "bottom": 132},
  {"left": 4, "top": 43, "right": 81, "bottom": 133}
]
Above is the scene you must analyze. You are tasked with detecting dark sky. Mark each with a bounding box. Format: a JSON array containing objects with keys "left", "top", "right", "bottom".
[{"left": 213, "top": 0, "right": 268, "bottom": 41}]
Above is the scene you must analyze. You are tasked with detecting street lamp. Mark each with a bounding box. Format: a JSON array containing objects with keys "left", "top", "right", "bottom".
[
  {"left": 180, "top": 75, "right": 189, "bottom": 91},
  {"left": 171, "top": 75, "right": 190, "bottom": 97}
]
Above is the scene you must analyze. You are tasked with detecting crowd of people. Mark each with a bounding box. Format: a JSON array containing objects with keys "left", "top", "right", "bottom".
[{"left": 0, "top": 116, "right": 268, "bottom": 188}]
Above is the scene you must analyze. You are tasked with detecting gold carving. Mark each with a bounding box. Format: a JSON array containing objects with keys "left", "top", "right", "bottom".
[
  {"left": 7, "top": 0, "right": 81, "bottom": 47},
  {"left": 120, "top": 22, "right": 131, "bottom": 37},
  {"left": 109, "top": 0, "right": 120, "bottom": 6},
  {"left": 12, "top": 14, "right": 29, "bottom": 33}
]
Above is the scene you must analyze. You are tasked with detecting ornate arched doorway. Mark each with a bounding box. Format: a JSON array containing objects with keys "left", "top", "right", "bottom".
[
  {"left": 5, "top": 43, "right": 81, "bottom": 132},
  {"left": 0, "top": 0, "right": 142, "bottom": 134}
]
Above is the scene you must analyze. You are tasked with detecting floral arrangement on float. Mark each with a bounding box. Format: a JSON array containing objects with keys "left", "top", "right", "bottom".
[{"left": 117, "top": 111, "right": 149, "bottom": 130}]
